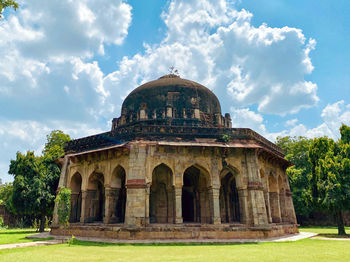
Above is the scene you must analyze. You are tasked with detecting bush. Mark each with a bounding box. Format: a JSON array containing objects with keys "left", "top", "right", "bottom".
[{"left": 55, "top": 187, "right": 71, "bottom": 227}]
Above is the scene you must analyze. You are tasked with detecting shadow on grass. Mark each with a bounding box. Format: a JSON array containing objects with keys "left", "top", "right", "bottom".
[
  {"left": 70, "top": 239, "right": 259, "bottom": 247},
  {"left": 318, "top": 234, "right": 350, "bottom": 239},
  {"left": 0, "top": 230, "right": 37, "bottom": 235}
]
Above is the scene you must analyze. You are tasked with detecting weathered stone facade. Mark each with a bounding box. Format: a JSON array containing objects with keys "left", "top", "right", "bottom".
[{"left": 51, "top": 75, "right": 298, "bottom": 240}]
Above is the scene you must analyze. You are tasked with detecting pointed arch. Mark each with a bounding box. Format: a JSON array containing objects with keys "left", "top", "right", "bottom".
[
  {"left": 182, "top": 164, "right": 211, "bottom": 223},
  {"left": 278, "top": 175, "right": 287, "bottom": 222},
  {"left": 268, "top": 173, "right": 281, "bottom": 223},
  {"left": 150, "top": 163, "right": 175, "bottom": 223},
  {"left": 69, "top": 172, "right": 82, "bottom": 223},
  {"left": 86, "top": 172, "right": 105, "bottom": 222},
  {"left": 110, "top": 165, "right": 126, "bottom": 223},
  {"left": 219, "top": 167, "right": 240, "bottom": 223}
]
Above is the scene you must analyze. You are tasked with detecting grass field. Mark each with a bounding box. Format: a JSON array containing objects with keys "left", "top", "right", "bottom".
[
  {"left": 0, "top": 238, "right": 350, "bottom": 262},
  {"left": 0, "top": 229, "right": 51, "bottom": 244},
  {"left": 299, "top": 226, "right": 350, "bottom": 238},
  {"left": 0, "top": 227, "right": 349, "bottom": 262}
]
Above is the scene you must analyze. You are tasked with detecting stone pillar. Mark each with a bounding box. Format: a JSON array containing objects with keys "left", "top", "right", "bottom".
[
  {"left": 194, "top": 108, "right": 200, "bottom": 119},
  {"left": 174, "top": 186, "right": 183, "bottom": 224},
  {"left": 285, "top": 189, "right": 297, "bottom": 224},
  {"left": 209, "top": 187, "right": 221, "bottom": 224},
  {"left": 80, "top": 190, "right": 88, "bottom": 223},
  {"left": 166, "top": 106, "right": 173, "bottom": 118},
  {"left": 124, "top": 143, "right": 149, "bottom": 227},
  {"left": 244, "top": 149, "right": 269, "bottom": 226},
  {"left": 104, "top": 187, "right": 112, "bottom": 224},
  {"left": 238, "top": 189, "right": 249, "bottom": 224},
  {"left": 264, "top": 191, "right": 272, "bottom": 223},
  {"left": 145, "top": 184, "right": 151, "bottom": 225}
]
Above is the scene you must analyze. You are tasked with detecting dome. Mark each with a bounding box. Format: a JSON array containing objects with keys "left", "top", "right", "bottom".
[{"left": 112, "top": 74, "right": 231, "bottom": 129}]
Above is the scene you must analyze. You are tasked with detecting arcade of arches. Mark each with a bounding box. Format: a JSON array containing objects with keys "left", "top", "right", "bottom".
[{"left": 62, "top": 145, "right": 296, "bottom": 230}]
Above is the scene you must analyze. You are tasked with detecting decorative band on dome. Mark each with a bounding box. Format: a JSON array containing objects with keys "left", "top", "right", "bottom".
[{"left": 159, "top": 74, "right": 180, "bottom": 79}]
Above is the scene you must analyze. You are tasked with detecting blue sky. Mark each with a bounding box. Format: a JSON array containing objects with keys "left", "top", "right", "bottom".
[{"left": 0, "top": 0, "right": 349, "bottom": 183}]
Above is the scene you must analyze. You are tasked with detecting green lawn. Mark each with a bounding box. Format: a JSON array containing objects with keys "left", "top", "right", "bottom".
[
  {"left": 0, "top": 238, "right": 349, "bottom": 262},
  {"left": 0, "top": 229, "right": 51, "bottom": 245},
  {"left": 299, "top": 226, "right": 350, "bottom": 234}
]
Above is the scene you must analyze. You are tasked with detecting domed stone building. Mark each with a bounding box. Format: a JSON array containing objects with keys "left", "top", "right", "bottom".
[{"left": 52, "top": 75, "right": 298, "bottom": 240}]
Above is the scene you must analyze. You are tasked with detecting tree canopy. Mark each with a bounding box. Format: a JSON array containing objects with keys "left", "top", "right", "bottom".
[
  {"left": 8, "top": 130, "right": 70, "bottom": 231},
  {"left": 0, "top": 0, "right": 18, "bottom": 17},
  {"left": 277, "top": 124, "right": 350, "bottom": 235}
]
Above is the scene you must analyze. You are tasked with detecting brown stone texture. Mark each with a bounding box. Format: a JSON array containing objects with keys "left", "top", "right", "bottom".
[{"left": 52, "top": 75, "right": 298, "bottom": 240}]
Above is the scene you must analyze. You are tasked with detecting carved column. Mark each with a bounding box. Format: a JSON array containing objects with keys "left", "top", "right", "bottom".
[
  {"left": 124, "top": 143, "right": 148, "bottom": 227},
  {"left": 285, "top": 189, "right": 297, "bottom": 224},
  {"left": 104, "top": 187, "right": 112, "bottom": 224},
  {"left": 145, "top": 183, "right": 151, "bottom": 225},
  {"left": 80, "top": 190, "right": 88, "bottom": 223},
  {"left": 238, "top": 189, "right": 249, "bottom": 224},
  {"left": 264, "top": 191, "right": 272, "bottom": 223},
  {"left": 245, "top": 149, "right": 269, "bottom": 226},
  {"left": 174, "top": 186, "right": 183, "bottom": 223},
  {"left": 209, "top": 186, "right": 221, "bottom": 224}
]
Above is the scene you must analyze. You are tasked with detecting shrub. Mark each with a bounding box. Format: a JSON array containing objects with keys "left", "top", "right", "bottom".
[{"left": 55, "top": 187, "right": 71, "bottom": 227}]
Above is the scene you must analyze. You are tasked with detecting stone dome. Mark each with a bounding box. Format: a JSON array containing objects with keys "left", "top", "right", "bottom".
[{"left": 112, "top": 74, "right": 231, "bottom": 130}]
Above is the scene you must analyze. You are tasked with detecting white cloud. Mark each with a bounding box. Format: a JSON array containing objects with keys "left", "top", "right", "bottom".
[
  {"left": 0, "top": 0, "right": 131, "bottom": 122},
  {"left": 0, "top": 120, "right": 104, "bottom": 182},
  {"left": 0, "top": 0, "right": 324, "bottom": 181},
  {"left": 230, "top": 107, "right": 267, "bottom": 135},
  {"left": 104, "top": 0, "right": 318, "bottom": 117},
  {"left": 285, "top": 118, "right": 298, "bottom": 127},
  {"left": 274, "top": 101, "right": 350, "bottom": 140}
]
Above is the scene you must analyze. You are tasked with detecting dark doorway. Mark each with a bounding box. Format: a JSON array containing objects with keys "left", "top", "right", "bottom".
[
  {"left": 70, "top": 172, "right": 82, "bottom": 223},
  {"left": 182, "top": 165, "right": 210, "bottom": 223},
  {"left": 111, "top": 166, "right": 126, "bottom": 223},
  {"left": 220, "top": 172, "right": 240, "bottom": 223},
  {"left": 150, "top": 164, "right": 174, "bottom": 223}
]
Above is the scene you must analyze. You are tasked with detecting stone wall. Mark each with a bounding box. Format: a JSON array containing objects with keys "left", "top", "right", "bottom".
[{"left": 52, "top": 140, "right": 297, "bottom": 239}]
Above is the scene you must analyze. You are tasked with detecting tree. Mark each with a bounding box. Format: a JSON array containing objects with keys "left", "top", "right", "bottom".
[
  {"left": 8, "top": 130, "right": 70, "bottom": 232},
  {"left": 308, "top": 126, "right": 350, "bottom": 235},
  {"left": 0, "top": 182, "right": 14, "bottom": 213},
  {"left": 276, "top": 136, "right": 313, "bottom": 217},
  {"left": 0, "top": 0, "right": 18, "bottom": 17}
]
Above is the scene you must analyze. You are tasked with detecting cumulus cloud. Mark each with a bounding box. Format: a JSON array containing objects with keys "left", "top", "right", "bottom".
[
  {"left": 230, "top": 107, "right": 267, "bottom": 135},
  {"left": 275, "top": 101, "right": 350, "bottom": 140},
  {"left": 285, "top": 118, "right": 298, "bottom": 127},
  {"left": 0, "top": 0, "right": 323, "bottom": 182},
  {"left": 104, "top": 0, "right": 318, "bottom": 117},
  {"left": 0, "top": 119, "right": 104, "bottom": 182},
  {"left": 0, "top": 0, "right": 131, "bottom": 122},
  {"left": 0, "top": 0, "right": 132, "bottom": 182}
]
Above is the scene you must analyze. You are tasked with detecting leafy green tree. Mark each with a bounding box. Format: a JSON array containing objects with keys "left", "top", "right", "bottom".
[
  {"left": 8, "top": 130, "right": 70, "bottom": 232},
  {"left": 276, "top": 136, "right": 313, "bottom": 217},
  {"left": 0, "top": 0, "right": 18, "bottom": 17},
  {"left": 0, "top": 182, "right": 14, "bottom": 213},
  {"left": 308, "top": 126, "right": 350, "bottom": 235}
]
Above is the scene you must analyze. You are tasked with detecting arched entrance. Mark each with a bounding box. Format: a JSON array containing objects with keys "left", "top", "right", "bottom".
[
  {"left": 87, "top": 172, "right": 105, "bottom": 222},
  {"left": 182, "top": 165, "right": 210, "bottom": 223},
  {"left": 110, "top": 166, "right": 126, "bottom": 223},
  {"left": 219, "top": 171, "right": 240, "bottom": 223},
  {"left": 150, "top": 164, "right": 174, "bottom": 223},
  {"left": 69, "top": 172, "right": 82, "bottom": 223},
  {"left": 268, "top": 174, "right": 281, "bottom": 223},
  {"left": 260, "top": 169, "right": 271, "bottom": 223},
  {"left": 278, "top": 176, "right": 287, "bottom": 222}
]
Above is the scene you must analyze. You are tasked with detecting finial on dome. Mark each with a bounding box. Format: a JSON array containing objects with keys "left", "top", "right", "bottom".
[{"left": 169, "top": 66, "right": 180, "bottom": 76}]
